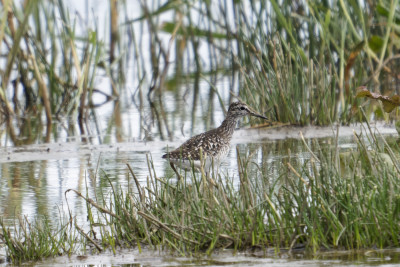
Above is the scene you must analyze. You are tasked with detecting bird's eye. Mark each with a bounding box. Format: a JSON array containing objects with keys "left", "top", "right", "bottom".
[{"left": 240, "top": 107, "right": 246, "bottom": 110}]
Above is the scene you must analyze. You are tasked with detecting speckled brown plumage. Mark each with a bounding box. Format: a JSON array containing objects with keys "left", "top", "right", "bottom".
[
  {"left": 162, "top": 101, "right": 268, "bottom": 171},
  {"left": 162, "top": 126, "right": 233, "bottom": 161}
]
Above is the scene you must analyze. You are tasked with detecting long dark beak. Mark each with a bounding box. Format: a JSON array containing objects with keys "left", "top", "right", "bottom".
[{"left": 249, "top": 111, "right": 268, "bottom": 120}]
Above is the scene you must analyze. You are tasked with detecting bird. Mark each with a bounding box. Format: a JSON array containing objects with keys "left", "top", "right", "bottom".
[{"left": 162, "top": 101, "right": 268, "bottom": 176}]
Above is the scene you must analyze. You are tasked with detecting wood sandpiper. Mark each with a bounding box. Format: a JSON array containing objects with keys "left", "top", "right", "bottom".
[{"left": 162, "top": 101, "right": 268, "bottom": 174}]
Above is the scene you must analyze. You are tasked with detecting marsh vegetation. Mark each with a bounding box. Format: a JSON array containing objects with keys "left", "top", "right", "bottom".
[{"left": 0, "top": 0, "right": 400, "bottom": 264}]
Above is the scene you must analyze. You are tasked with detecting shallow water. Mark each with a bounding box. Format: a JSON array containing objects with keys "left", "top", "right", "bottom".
[
  {"left": 11, "top": 247, "right": 400, "bottom": 267},
  {"left": 1, "top": 121, "right": 395, "bottom": 225}
]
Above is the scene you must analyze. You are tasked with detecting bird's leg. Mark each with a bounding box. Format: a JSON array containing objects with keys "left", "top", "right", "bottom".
[
  {"left": 207, "top": 160, "right": 218, "bottom": 187},
  {"left": 170, "top": 162, "right": 182, "bottom": 180}
]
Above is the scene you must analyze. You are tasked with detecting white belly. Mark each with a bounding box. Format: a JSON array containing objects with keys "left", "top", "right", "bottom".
[{"left": 169, "top": 146, "right": 229, "bottom": 173}]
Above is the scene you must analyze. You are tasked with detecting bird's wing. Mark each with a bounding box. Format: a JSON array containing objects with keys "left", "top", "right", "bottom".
[{"left": 165, "top": 129, "right": 229, "bottom": 160}]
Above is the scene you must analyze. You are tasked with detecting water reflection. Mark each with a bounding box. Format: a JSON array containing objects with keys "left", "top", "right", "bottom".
[{"left": 24, "top": 246, "right": 400, "bottom": 267}]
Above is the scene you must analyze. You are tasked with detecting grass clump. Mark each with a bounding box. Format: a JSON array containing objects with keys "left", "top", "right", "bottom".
[
  {"left": 0, "top": 215, "right": 80, "bottom": 263},
  {"left": 64, "top": 127, "right": 400, "bottom": 254}
]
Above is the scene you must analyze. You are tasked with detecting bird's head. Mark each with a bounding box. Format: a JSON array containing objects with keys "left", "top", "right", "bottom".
[{"left": 227, "top": 101, "right": 268, "bottom": 120}]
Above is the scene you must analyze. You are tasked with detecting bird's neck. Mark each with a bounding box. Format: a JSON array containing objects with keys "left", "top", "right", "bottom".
[{"left": 218, "top": 115, "right": 239, "bottom": 136}]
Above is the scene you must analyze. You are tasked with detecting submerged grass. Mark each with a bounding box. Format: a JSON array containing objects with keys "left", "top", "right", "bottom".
[
  {"left": 2, "top": 123, "right": 400, "bottom": 263},
  {"left": 0, "top": 215, "right": 81, "bottom": 263}
]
